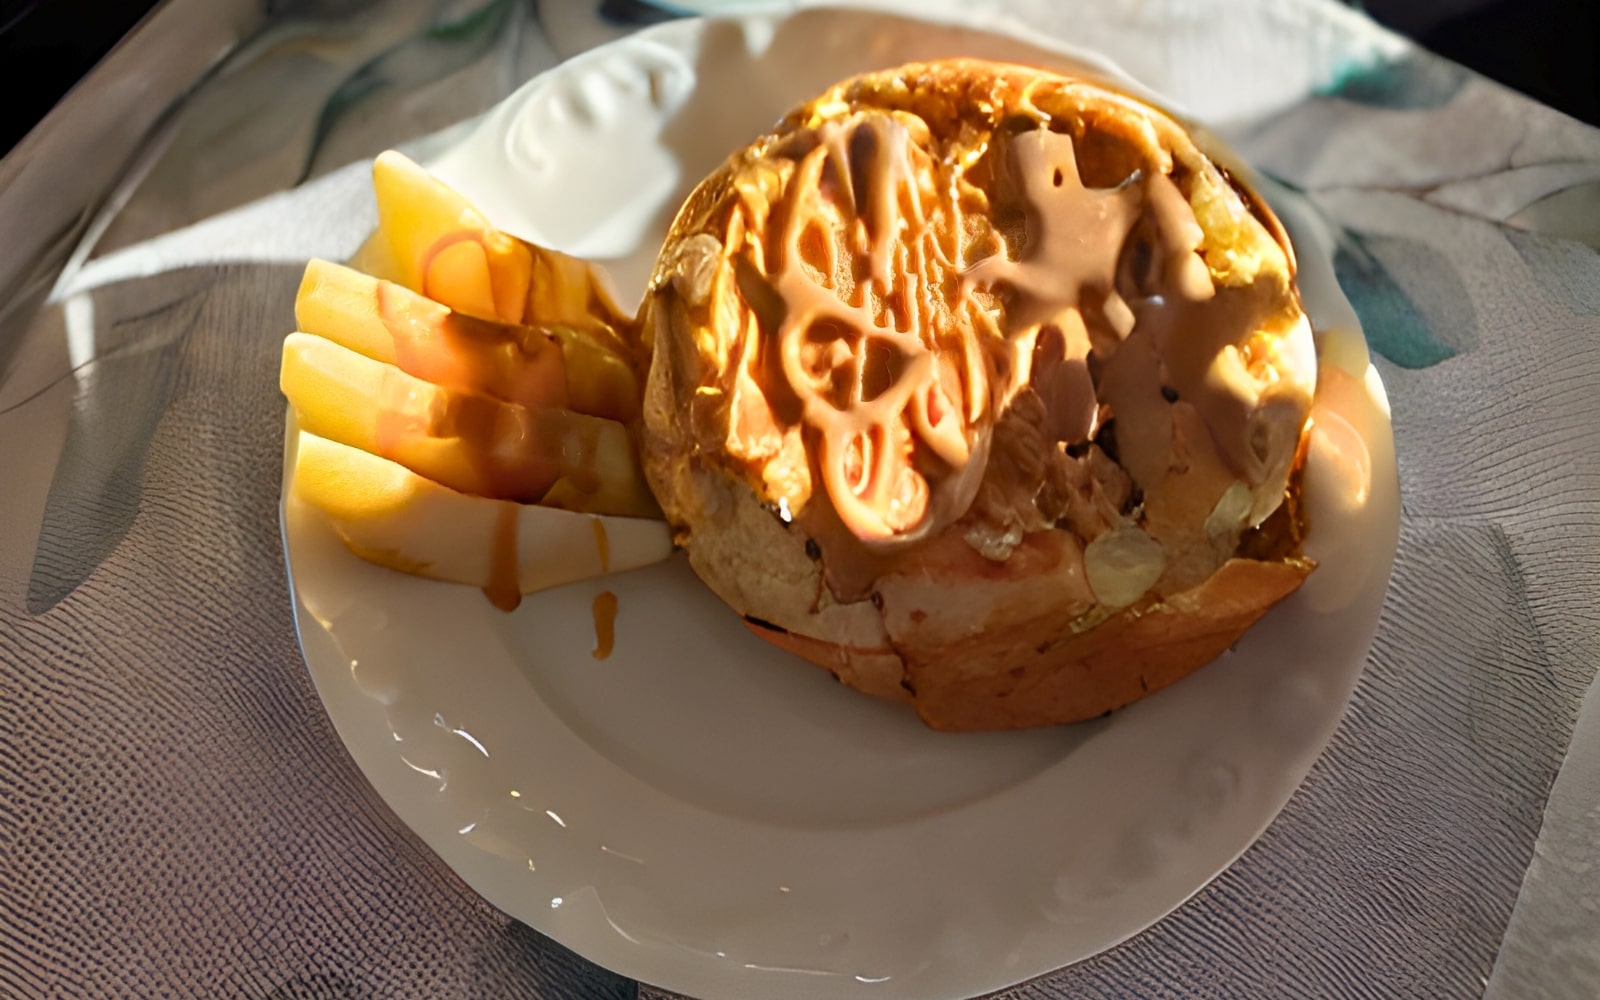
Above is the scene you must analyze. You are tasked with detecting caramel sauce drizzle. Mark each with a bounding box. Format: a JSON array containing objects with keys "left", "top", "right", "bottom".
[
  {"left": 960, "top": 128, "right": 1142, "bottom": 453},
  {"left": 366, "top": 373, "right": 611, "bottom": 505},
  {"left": 738, "top": 113, "right": 991, "bottom": 546},
  {"left": 375, "top": 280, "right": 569, "bottom": 412},
  {"left": 484, "top": 501, "right": 522, "bottom": 612},
  {"left": 962, "top": 128, "right": 1141, "bottom": 332},
  {"left": 591, "top": 590, "right": 618, "bottom": 660},
  {"left": 729, "top": 109, "right": 1305, "bottom": 567},
  {"left": 419, "top": 230, "right": 522, "bottom": 323},
  {"left": 1120, "top": 172, "right": 1294, "bottom": 491}
]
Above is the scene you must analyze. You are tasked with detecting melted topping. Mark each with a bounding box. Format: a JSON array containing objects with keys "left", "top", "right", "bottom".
[
  {"left": 484, "top": 501, "right": 522, "bottom": 612},
  {"left": 648, "top": 65, "right": 1320, "bottom": 614},
  {"left": 421, "top": 231, "right": 524, "bottom": 324},
  {"left": 707, "top": 100, "right": 1311, "bottom": 583},
  {"left": 368, "top": 381, "right": 616, "bottom": 505},
  {"left": 591, "top": 590, "right": 618, "bottom": 660},
  {"left": 962, "top": 128, "right": 1140, "bottom": 332},
  {"left": 734, "top": 114, "right": 991, "bottom": 548},
  {"left": 376, "top": 280, "right": 568, "bottom": 412}
]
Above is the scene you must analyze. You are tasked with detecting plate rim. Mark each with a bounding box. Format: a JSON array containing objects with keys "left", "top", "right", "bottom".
[{"left": 280, "top": 6, "right": 1401, "bottom": 999}]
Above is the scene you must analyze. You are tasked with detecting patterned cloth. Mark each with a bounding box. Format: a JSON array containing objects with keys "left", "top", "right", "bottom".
[{"left": 2, "top": 0, "right": 1597, "bottom": 997}]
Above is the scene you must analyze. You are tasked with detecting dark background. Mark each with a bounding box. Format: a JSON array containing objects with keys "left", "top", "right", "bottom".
[{"left": 1, "top": 0, "right": 1597, "bottom": 158}]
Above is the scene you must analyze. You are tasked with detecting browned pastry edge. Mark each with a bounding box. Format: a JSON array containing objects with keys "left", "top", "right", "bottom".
[{"left": 761, "top": 554, "right": 1311, "bottom": 732}]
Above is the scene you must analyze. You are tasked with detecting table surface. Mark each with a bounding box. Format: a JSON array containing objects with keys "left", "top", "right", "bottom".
[
  {"left": 4, "top": 0, "right": 1596, "bottom": 158},
  {"left": 2, "top": 1, "right": 1599, "bottom": 998}
]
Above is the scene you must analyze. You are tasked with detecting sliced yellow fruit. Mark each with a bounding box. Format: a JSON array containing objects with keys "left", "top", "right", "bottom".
[
  {"left": 291, "top": 427, "right": 673, "bottom": 596},
  {"left": 347, "top": 229, "right": 398, "bottom": 287},
  {"left": 296, "top": 258, "right": 639, "bottom": 422},
  {"left": 524, "top": 235, "right": 631, "bottom": 333},
  {"left": 371, "top": 150, "right": 533, "bottom": 324},
  {"left": 280, "top": 332, "right": 658, "bottom": 517},
  {"left": 296, "top": 257, "right": 410, "bottom": 369},
  {"left": 294, "top": 258, "right": 566, "bottom": 412},
  {"left": 370, "top": 150, "right": 631, "bottom": 333},
  {"left": 546, "top": 325, "right": 640, "bottom": 422}
]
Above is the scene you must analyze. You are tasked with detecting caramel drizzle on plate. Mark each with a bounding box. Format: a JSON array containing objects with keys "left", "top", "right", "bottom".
[
  {"left": 484, "top": 501, "right": 522, "bottom": 612},
  {"left": 591, "top": 590, "right": 618, "bottom": 660}
]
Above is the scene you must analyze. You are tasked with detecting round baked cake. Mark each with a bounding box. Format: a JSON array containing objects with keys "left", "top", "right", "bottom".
[{"left": 640, "top": 58, "right": 1317, "bottom": 731}]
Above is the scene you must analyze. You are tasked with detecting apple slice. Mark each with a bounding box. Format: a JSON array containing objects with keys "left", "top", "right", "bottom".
[
  {"left": 295, "top": 258, "right": 566, "bottom": 411},
  {"left": 370, "top": 150, "right": 532, "bottom": 325},
  {"left": 280, "top": 332, "right": 658, "bottom": 517},
  {"left": 291, "top": 426, "right": 673, "bottom": 599},
  {"left": 545, "top": 325, "right": 641, "bottom": 422},
  {"left": 296, "top": 258, "right": 640, "bottom": 422},
  {"left": 370, "top": 150, "right": 630, "bottom": 332}
]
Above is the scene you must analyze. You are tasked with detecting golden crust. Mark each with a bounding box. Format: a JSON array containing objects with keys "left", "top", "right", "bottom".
[
  {"left": 642, "top": 59, "right": 1314, "bottom": 731},
  {"left": 742, "top": 619, "right": 912, "bottom": 705},
  {"left": 888, "top": 554, "right": 1311, "bottom": 731}
]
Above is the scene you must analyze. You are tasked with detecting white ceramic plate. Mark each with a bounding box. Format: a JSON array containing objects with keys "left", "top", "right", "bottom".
[{"left": 282, "top": 7, "right": 1400, "bottom": 999}]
